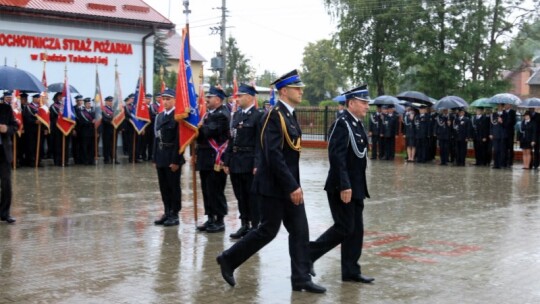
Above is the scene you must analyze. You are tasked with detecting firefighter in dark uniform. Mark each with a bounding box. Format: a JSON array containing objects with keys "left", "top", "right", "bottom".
[
  {"left": 436, "top": 109, "right": 451, "bottom": 165},
  {"left": 49, "top": 92, "right": 65, "bottom": 166},
  {"left": 22, "top": 94, "right": 45, "bottom": 167},
  {"left": 222, "top": 83, "right": 262, "bottom": 239},
  {"left": 0, "top": 100, "right": 19, "bottom": 223},
  {"left": 78, "top": 98, "right": 95, "bottom": 165},
  {"left": 428, "top": 108, "right": 438, "bottom": 161},
  {"left": 472, "top": 107, "right": 490, "bottom": 166},
  {"left": 123, "top": 94, "right": 141, "bottom": 163},
  {"left": 490, "top": 104, "right": 509, "bottom": 169},
  {"left": 153, "top": 89, "right": 185, "bottom": 227},
  {"left": 217, "top": 70, "right": 326, "bottom": 293},
  {"left": 504, "top": 104, "right": 516, "bottom": 167},
  {"left": 530, "top": 110, "right": 540, "bottom": 169},
  {"left": 101, "top": 96, "right": 116, "bottom": 164},
  {"left": 414, "top": 105, "right": 430, "bottom": 163},
  {"left": 381, "top": 105, "right": 398, "bottom": 160},
  {"left": 453, "top": 108, "right": 472, "bottom": 166},
  {"left": 196, "top": 86, "right": 231, "bottom": 233},
  {"left": 72, "top": 95, "right": 84, "bottom": 165},
  {"left": 368, "top": 105, "right": 382, "bottom": 159},
  {"left": 403, "top": 106, "right": 417, "bottom": 162},
  {"left": 141, "top": 93, "right": 156, "bottom": 161},
  {"left": 309, "top": 85, "right": 375, "bottom": 284}
]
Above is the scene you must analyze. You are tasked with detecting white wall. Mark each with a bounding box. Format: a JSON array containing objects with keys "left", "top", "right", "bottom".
[{"left": 0, "top": 15, "right": 155, "bottom": 104}]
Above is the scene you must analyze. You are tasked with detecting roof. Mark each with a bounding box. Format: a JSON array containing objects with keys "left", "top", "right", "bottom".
[
  {"left": 165, "top": 32, "right": 206, "bottom": 62},
  {"left": 527, "top": 68, "right": 540, "bottom": 85},
  {"left": 0, "top": 0, "right": 174, "bottom": 29}
]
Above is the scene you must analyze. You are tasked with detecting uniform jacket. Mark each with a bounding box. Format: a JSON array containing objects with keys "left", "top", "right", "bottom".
[
  {"left": 153, "top": 111, "right": 185, "bottom": 168},
  {"left": 435, "top": 115, "right": 451, "bottom": 140},
  {"left": 368, "top": 112, "right": 382, "bottom": 136},
  {"left": 472, "top": 114, "right": 490, "bottom": 140},
  {"left": 77, "top": 108, "right": 95, "bottom": 137},
  {"left": 415, "top": 114, "right": 430, "bottom": 139},
  {"left": 490, "top": 111, "right": 509, "bottom": 139},
  {"left": 505, "top": 109, "right": 517, "bottom": 137},
  {"left": 403, "top": 113, "right": 416, "bottom": 138},
  {"left": 518, "top": 120, "right": 536, "bottom": 145},
  {"left": 252, "top": 100, "right": 301, "bottom": 199},
  {"left": 196, "top": 104, "right": 230, "bottom": 171},
  {"left": 382, "top": 113, "right": 398, "bottom": 137},
  {"left": 453, "top": 115, "right": 472, "bottom": 141},
  {"left": 222, "top": 106, "right": 262, "bottom": 174},
  {"left": 324, "top": 110, "right": 370, "bottom": 200},
  {"left": 0, "top": 104, "right": 20, "bottom": 163}
]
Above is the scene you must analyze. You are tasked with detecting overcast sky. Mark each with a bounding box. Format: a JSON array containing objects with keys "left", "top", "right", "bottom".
[{"left": 144, "top": 0, "right": 336, "bottom": 77}]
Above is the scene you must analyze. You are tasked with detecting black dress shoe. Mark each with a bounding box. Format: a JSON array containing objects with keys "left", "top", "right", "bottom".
[
  {"left": 1, "top": 216, "right": 16, "bottom": 224},
  {"left": 343, "top": 274, "right": 375, "bottom": 283},
  {"left": 196, "top": 217, "right": 215, "bottom": 231},
  {"left": 154, "top": 215, "right": 168, "bottom": 225},
  {"left": 229, "top": 225, "right": 249, "bottom": 239},
  {"left": 216, "top": 254, "right": 235, "bottom": 286},
  {"left": 114, "top": 160, "right": 121, "bottom": 164},
  {"left": 292, "top": 281, "right": 326, "bottom": 293},
  {"left": 207, "top": 218, "right": 225, "bottom": 233},
  {"left": 163, "top": 217, "right": 179, "bottom": 226}
]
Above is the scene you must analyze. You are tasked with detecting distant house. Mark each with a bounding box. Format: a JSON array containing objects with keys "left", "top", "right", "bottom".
[
  {"left": 502, "top": 57, "right": 540, "bottom": 99},
  {"left": 164, "top": 32, "right": 206, "bottom": 89},
  {"left": 527, "top": 67, "right": 540, "bottom": 97}
]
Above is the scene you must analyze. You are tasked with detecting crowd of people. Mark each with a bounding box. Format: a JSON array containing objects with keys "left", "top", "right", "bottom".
[{"left": 367, "top": 102, "right": 538, "bottom": 169}]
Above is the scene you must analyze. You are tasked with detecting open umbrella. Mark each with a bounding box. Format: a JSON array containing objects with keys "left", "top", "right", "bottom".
[
  {"left": 519, "top": 97, "right": 540, "bottom": 108},
  {"left": 0, "top": 65, "right": 45, "bottom": 92},
  {"left": 47, "top": 82, "right": 79, "bottom": 94},
  {"left": 396, "top": 91, "right": 433, "bottom": 106},
  {"left": 434, "top": 96, "right": 468, "bottom": 110},
  {"left": 371, "top": 95, "right": 400, "bottom": 105},
  {"left": 488, "top": 93, "right": 522, "bottom": 105},
  {"left": 470, "top": 98, "right": 494, "bottom": 108}
]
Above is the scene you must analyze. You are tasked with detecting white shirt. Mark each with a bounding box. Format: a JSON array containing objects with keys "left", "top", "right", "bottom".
[
  {"left": 346, "top": 109, "right": 359, "bottom": 122},
  {"left": 279, "top": 99, "right": 295, "bottom": 116},
  {"left": 241, "top": 105, "right": 254, "bottom": 114},
  {"left": 164, "top": 107, "right": 175, "bottom": 116}
]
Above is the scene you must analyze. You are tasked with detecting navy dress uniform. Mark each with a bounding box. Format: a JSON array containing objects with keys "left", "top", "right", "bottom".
[
  {"left": 222, "top": 83, "right": 262, "bottom": 238},
  {"left": 414, "top": 107, "right": 430, "bottom": 163},
  {"left": 309, "top": 86, "right": 374, "bottom": 284},
  {"left": 101, "top": 96, "right": 116, "bottom": 164},
  {"left": 49, "top": 92, "right": 66, "bottom": 166},
  {"left": 153, "top": 89, "right": 185, "bottom": 226},
  {"left": 368, "top": 106, "right": 382, "bottom": 159},
  {"left": 436, "top": 112, "right": 451, "bottom": 165},
  {"left": 196, "top": 86, "right": 231, "bottom": 233},
  {"left": 381, "top": 106, "right": 398, "bottom": 160},
  {"left": 0, "top": 103, "right": 20, "bottom": 223},
  {"left": 78, "top": 98, "right": 96, "bottom": 165},
  {"left": 472, "top": 110, "right": 490, "bottom": 166},
  {"left": 141, "top": 93, "right": 156, "bottom": 161},
  {"left": 217, "top": 70, "right": 326, "bottom": 293},
  {"left": 490, "top": 109, "right": 509, "bottom": 169},
  {"left": 453, "top": 110, "right": 472, "bottom": 166},
  {"left": 504, "top": 107, "right": 517, "bottom": 166},
  {"left": 22, "top": 94, "right": 45, "bottom": 167}
]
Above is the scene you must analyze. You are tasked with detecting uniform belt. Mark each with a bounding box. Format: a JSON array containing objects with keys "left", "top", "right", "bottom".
[
  {"left": 158, "top": 142, "right": 175, "bottom": 149},
  {"left": 232, "top": 146, "right": 254, "bottom": 153}
]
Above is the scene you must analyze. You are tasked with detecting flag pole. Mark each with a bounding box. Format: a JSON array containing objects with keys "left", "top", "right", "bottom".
[
  {"left": 35, "top": 55, "right": 47, "bottom": 168},
  {"left": 94, "top": 65, "right": 99, "bottom": 164},
  {"left": 62, "top": 135, "right": 66, "bottom": 167},
  {"left": 113, "top": 129, "right": 117, "bottom": 164},
  {"left": 12, "top": 135, "right": 16, "bottom": 170},
  {"left": 132, "top": 131, "right": 136, "bottom": 164}
]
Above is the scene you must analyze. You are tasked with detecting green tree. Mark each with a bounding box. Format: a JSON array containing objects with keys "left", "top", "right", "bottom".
[
  {"left": 225, "top": 36, "right": 252, "bottom": 88},
  {"left": 256, "top": 70, "right": 277, "bottom": 87},
  {"left": 301, "top": 39, "right": 346, "bottom": 105},
  {"left": 153, "top": 31, "right": 171, "bottom": 75}
]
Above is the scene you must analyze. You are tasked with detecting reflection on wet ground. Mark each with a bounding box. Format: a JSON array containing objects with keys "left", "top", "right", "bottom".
[{"left": 1, "top": 150, "right": 539, "bottom": 303}]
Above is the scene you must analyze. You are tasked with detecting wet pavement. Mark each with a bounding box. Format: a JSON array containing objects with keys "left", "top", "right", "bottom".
[{"left": 1, "top": 149, "right": 539, "bottom": 303}]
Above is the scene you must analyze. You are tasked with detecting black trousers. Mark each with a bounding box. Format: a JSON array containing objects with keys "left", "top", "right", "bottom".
[
  {"left": 370, "top": 135, "right": 379, "bottom": 159},
  {"left": 449, "top": 138, "right": 456, "bottom": 162},
  {"left": 221, "top": 195, "right": 311, "bottom": 283},
  {"left": 439, "top": 139, "right": 449, "bottom": 165},
  {"left": 492, "top": 138, "right": 506, "bottom": 168},
  {"left": 0, "top": 150, "right": 12, "bottom": 219},
  {"left": 310, "top": 191, "right": 365, "bottom": 279},
  {"left": 199, "top": 170, "right": 228, "bottom": 216},
  {"left": 532, "top": 137, "right": 540, "bottom": 169},
  {"left": 474, "top": 139, "right": 488, "bottom": 166},
  {"left": 384, "top": 136, "right": 395, "bottom": 160},
  {"left": 416, "top": 138, "right": 428, "bottom": 163},
  {"left": 230, "top": 172, "right": 259, "bottom": 225},
  {"left": 81, "top": 135, "right": 94, "bottom": 165},
  {"left": 102, "top": 125, "right": 114, "bottom": 162},
  {"left": 456, "top": 139, "right": 467, "bottom": 166},
  {"left": 141, "top": 124, "right": 155, "bottom": 160},
  {"left": 156, "top": 166, "right": 181, "bottom": 218},
  {"left": 505, "top": 134, "right": 515, "bottom": 166}
]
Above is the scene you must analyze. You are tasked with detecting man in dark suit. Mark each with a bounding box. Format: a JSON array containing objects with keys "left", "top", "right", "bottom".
[
  {"left": 368, "top": 105, "right": 382, "bottom": 159},
  {"left": 141, "top": 93, "right": 157, "bottom": 161},
  {"left": 530, "top": 110, "right": 540, "bottom": 169},
  {"left": 22, "top": 94, "right": 45, "bottom": 167},
  {"left": 472, "top": 107, "right": 490, "bottom": 166},
  {"left": 309, "top": 85, "right": 374, "bottom": 284},
  {"left": 77, "top": 98, "right": 96, "bottom": 165},
  {"left": 196, "top": 86, "right": 231, "bottom": 233},
  {"left": 153, "top": 89, "right": 185, "bottom": 227},
  {"left": 415, "top": 105, "right": 430, "bottom": 163},
  {"left": 101, "top": 96, "right": 116, "bottom": 164},
  {"left": 0, "top": 102, "right": 20, "bottom": 223},
  {"left": 490, "top": 104, "right": 509, "bottom": 169},
  {"left": 381, "top": 105, "right": 398, "bottom": 160},
  {"left": 436, "top": 109, "right": 452, "bottom": 165},
  {"left": 216, "top": 70, "right": 325, "bottom": 293},
  {"left": 504, "top": 104, "right": 516, "bottom": 167},
  {"left": 453, "top": 108, "right": 472, "bottom": 166},
  {"left": 222, "top": 83, "right": 262, "bottom": 239}
]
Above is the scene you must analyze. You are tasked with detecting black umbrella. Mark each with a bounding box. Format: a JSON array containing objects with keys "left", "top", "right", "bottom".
[
  {"left": 47, "top": 82, "right": 79, "bottom": 94},
  {"left": 371, "top": 95, "right": 400, "bottom": 105},
  {"left": 0, "top": 65, "right": 45, "bottom": 92},
  {"left": 396, "top": 91, "right": 432, "bottom": 106},
  {"left": 434, "top": 96, "right": 468, "bottom": 110}
]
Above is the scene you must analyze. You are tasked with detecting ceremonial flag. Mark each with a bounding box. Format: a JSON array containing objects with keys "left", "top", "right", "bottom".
[
  {"left": 94, "top": 68, "right": 103, "bottom": 127},
  {"left": 269, "top": 86, "right": 276, "bottom": 106},
  {"left": 177, "top": 27, "right": 199, "bottom": 153},
  {"left": 37, "top": 63, "right": 50, "bottom": 130},
  {"left": 158, "top": 76, "right": 166, "bottom": 113},
  {"left": 129, "top": 76, "right": 150, "bottom": 134},
  {"left": 57, "top": 75, "right": 77, "bottom": 136},
  {"left": 112, "top": 68, "right": 125, "bottom": 129},
  {"left": 11, "top": 96, "right": 23, "bottom": 137}
]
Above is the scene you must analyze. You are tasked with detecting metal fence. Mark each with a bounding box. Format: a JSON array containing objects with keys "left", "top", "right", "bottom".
[{"left": 295, "top": 106, "right": 370, "bottom": 141}]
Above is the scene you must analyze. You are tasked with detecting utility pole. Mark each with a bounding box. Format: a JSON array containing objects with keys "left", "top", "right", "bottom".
[{"left": 220, "top": 0, "right": 227, "bottom": 88}]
